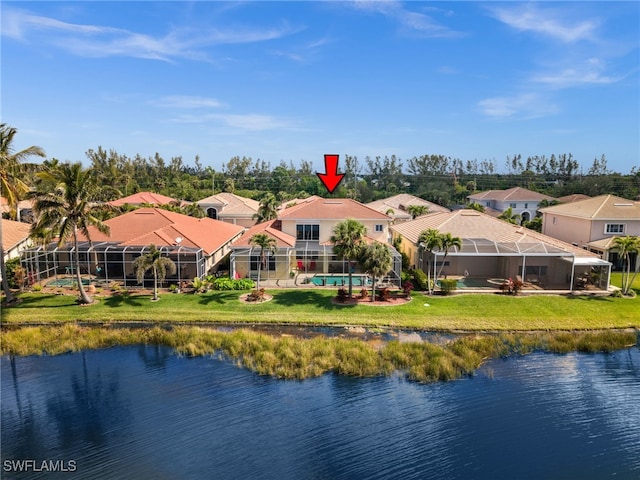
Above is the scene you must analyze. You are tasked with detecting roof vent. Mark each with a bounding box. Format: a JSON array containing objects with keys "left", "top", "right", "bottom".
[
  {"left": 613, "top": 203, "right": 633, "bottom": 206},
  {"left": 324, "top": 201, "right": 343, "bottom": 205}
]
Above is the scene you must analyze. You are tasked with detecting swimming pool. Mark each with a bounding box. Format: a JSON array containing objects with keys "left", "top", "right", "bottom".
[
  {"left": 310, "top": 275, "right": 371, "bottom": 287},
  {"left": 438, "top": 278, "right": 495, "bottom": 289}
]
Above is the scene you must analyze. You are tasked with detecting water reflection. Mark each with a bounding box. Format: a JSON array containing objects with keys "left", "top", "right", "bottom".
[{"left": 1, "top": 347, "right": 639, "bottom": 479}]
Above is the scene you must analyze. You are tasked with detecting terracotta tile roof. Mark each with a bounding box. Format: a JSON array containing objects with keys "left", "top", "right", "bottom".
[
  {"left": 109, "top": 191, "right": 180, "bottom": 207},
  {"left": 231, "top": 220, "right": 297, "bottom": 248},
  {"left": 1, "top": 219, "right": 31, "bottom": 251},
  {"left": 539, "top": 194, "right": 640, "bottom": 220},
  {"left": 557, "top": 194, "right": 590, "bottom": 204},
  {"left": 196, "top": 192, "right": 259, "bottom": 217},
  {"left": 80, "top": 208, "right": 245, "bottom": 255},
  {"left": 278, "top": 197, "right": 390, "bottom": 221},
  {"left": 468, "top": 187, "right": 556, "bottom": 202},
  {"left": 391, "top": 209, "right": 599, "bottom": 258},
  {"left": 278, "top": 195, "right": 322, "bottom": 211},
  {"left": 366, "top": 194, "right": 449, "bottom": 219}
]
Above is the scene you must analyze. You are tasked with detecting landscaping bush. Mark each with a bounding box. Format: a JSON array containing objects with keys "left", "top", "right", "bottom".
[
  {"left": 4, "top": 258, "right": 22, "bottom": 289},
  {"left": 359, "top": 288, "right": 369, "bottom": 299},
  {"left": 439, "top": 279, "right": 458, "bottom": 295},
  {"left": 212, "top": 277, "right": 254, "bottom": 291},
  {"left": 412, "top": 268, "right": 428, "bottom": 291},
  {"left": 336, "top": 288, "right": 348, "bottom": 302}
]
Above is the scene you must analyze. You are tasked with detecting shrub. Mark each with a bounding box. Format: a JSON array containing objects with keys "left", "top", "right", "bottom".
[
  {"left": 359, "top": 288, "right": 369, "bottom": 299},
  {"left": 191, "top": 277, "right": 208, "bottom": 294},
  {"left": 4, "top": 258, "right": 22, "bottom": 289},
  {"left": 212, "top": 277, "right": 254, "bottom": 291},
  {"left": 412, "top": 269, "right": 428, "bottom": 291},
  {"left": 31, "top": 284, "right": 43, "bottom": 292},
  {"left": 378, "top": 287, "right": 391, "bottom": 301},
  {"left": 246, "top": 288, "right": 265, "bottom": 302},
  {"left": 439, "top": 279, "right": 458, "bottom": 295},
  {"left": 337, "top": 288, "right": 348, "bottom": 302},
  {"left": 402, "top": 281, "right": 414, "bottom": 296}
]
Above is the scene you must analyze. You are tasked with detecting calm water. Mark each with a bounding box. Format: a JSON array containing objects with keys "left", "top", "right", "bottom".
[{"left": 2, "top": 345, "right": 639, "bottom": 480}]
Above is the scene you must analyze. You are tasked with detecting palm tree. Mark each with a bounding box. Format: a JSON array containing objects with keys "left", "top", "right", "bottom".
[
  {"left": 406, "top": 205, "right": 429, "bottom": 219},
  {"left": 498, "top": 207, "right": 522, "bottom": 225},
  {"left": 249, "top": 233, "right": 277, "bottom": 292},
  {"left": 31, "top": 162, "right": 109, "bottom": 305},
  {"left": 614, "top": 236, "right": 640, "bottom": 295},
  {"left": 253, "top": 193, "right": 279, "bottom": 224},
  {"left": 417, "top": 229, "right": 442, "bottom": 294},
  {"left": 0, "top": 124, "right": 46, "bottom": 304},
  {"left": 360, "top": 242, "right": 392, "bottom": 302},
  {"left": 436, "top": 232, "right": 463, "bottom": 279},
  {"left": 132, "top": 244, "right": 176, "bottom": 301},
  {"left": 331, "top": 219, "right": 367, "bottom": 298}
]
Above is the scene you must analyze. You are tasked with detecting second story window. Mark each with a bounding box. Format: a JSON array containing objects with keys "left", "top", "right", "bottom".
[
  {"left": 510, "top": 203, "right": 517, "bottom": 209},
  {"left": 375, "top": 224, "right": 384, "bottom": 232},
  {"left": 296, "top": 224, "right": 320, "bottom": 241},
  {"left": 605, "top": 224, "right": 625, "bottom": 234}
]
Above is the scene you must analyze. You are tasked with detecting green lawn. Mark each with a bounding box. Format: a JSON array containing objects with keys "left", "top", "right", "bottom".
[
  {"left": 610, "top": 271, "right": 640, "bottom": 292},
  {"left": 2, "top": 288, "right": 639, "bottom": 331}
]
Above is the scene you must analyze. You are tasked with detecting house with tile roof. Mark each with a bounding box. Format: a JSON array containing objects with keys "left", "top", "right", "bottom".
[
  {"left": 1, "top": 197, "right": 35, "bottom": 223},
  {"left": 391, "top": 209, "right": 611, "bottom": 292},
  {"left": 230, "top": 197, "right": 402, "bottom": 285},
  {"left": 1, "top": 219, "right": 32, "bottom": 263},
  {"left": 539, "top": 194, "right": 640, "bottom": 271},
  {"left": 196, "top": 192, "right": 260, "bottom": 227},
  {"left": 366, "top": 194, "right": 450, "bottom": 223},
  {"left": 21, "top": 208, "right": 245, "bottom": 287},
  {"left": 108, "top": 191, "right": 181, "bottom": 207},
  {"left": 467, "top": 187, "right": 556, "bottom": 223}
]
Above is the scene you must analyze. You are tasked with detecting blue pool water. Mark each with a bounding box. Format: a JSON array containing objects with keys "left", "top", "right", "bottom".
[{"left": 310, "top": 274, "right": 371, "bottom": 286}]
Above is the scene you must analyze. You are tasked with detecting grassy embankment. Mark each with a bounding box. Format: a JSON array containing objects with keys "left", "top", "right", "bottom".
[
  {"left": 2, "top": 285, "right": 639, "bottom": 330},
  {"left": 1, "top": 324, "right": 637, "bottom": 383}
]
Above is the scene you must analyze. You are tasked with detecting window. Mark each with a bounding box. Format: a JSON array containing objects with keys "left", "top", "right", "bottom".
[
  {"left": 605, "top": 224, "right": 625, "bottom": 234},
  {"left": 250, "top": 255, "right": 275, "bottom": 271},
  {"left": 485, "top": 201, "right": 491, "bottom": 207},
  {"left": 375, "top": 224, "right": 384, "bottom": 232},
  {"left": 524, "top": 203, "right": 528, "bottom": 209},
  {"left": 509, "top": 203, "right": 517, "bottom": 209},
  {"left": 296, "top": 224, "right": 319, "bottom": 241}
]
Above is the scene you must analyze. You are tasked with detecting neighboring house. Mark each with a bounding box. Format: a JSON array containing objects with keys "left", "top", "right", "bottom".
[
  {"left": 467, "top": 187, "right": 556, "bottom": 223},
  {"left": 21, "top": 208, "right": 245, "bottom": 286},
  {"left": 366, "top": 194, "right": 449, "bottom": 223},
  {"left": 278, "top": 195, "right": 322, "bottom": 211},
  {"left": 108, "top": 191, "right": 181, "bottom": 207},
  {"left": 230, "top": 197, "right": 402, "bottom": 285},
  {"left": 1, "top": 219, "right": 32, "bottom": 262},
  {"left": 196, "top": 192, "right": 260, "bottom": 227},
  {"left": 540, "top": 194, "right": 640, "bottom": 271},
  {"left": 1, "top": 197, "right": 35, "bottom": 223},
  {"left": 391, "top": 209, "right": 611, "bottom": 291}
]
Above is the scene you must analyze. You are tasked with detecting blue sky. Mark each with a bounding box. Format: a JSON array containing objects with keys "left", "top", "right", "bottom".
[{"left": 2, "top": 1, "right": 639, "bottom": 174}]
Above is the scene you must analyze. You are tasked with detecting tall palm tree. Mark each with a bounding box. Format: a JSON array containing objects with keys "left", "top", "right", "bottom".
[
  {"left": 249, "top": 233, "right": 277, "bottom": 292},
  {"left": 31, "top": 162, "right": 109, "bottom": 305},
  {"left": 614, "top": 236, "right": 640, "bottom": 295},
  {"left": 0, "top": 124, "right": 46, "bottom": 304},
  {"left": 436, "top": 233, "right": 463, "bottom": 279},
  {"left": 331, "top": 219, "right": 367, "bottom": 298},
  {"left": 132, "top": 244, "right": 176, "bottom": 301},
  {"left": 253, "top": 193, "right": 279, "bottom": 224},
  {"left": 360, "top": 242, "right": 392, "bottom": 302},
  {"left": 417, "top": 229, "right": 442, "bottom": 294}
]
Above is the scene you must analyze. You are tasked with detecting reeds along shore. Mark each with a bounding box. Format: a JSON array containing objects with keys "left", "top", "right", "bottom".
[{"left": 2, "top": 326, "right": 637, "bottom": 383}]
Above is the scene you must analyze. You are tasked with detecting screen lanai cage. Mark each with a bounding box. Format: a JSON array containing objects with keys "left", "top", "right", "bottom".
[
  {"left": 21, "top": 241, "right": 207, "bottom": 288},
  {"left": 230, "top": 241, "right": 403, "bottom": 287}
]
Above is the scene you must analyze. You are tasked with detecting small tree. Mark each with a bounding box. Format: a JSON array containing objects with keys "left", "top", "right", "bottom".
[
  {"left": 331, "top": 219, "right": 367, "bottom": 299},
  {"left": 253, "top": 193, "right": 279, "bottom": 223},
  {"left": 614, "top": 236, "right": 640, "bottom": 295},
  {"left": 406, "top": 205, "right": 429, "bottom": 219},
  {"left": 417, "top": 229, "right": 441, "bottom": 294},
  {"left": 132, "top": 244, "right": 177, "bottom": 301},
  {"left": 498, "top": 207, "right": 522, "bottom": 225},
  {"left": 436, "top": 233, "right": 463, "bottom": 279},
  {"left": 360, "top": 242, "right": 393, "bottom": 302},
  {"left": 249, "top": 233, "right": 277, "bottom": 293}
]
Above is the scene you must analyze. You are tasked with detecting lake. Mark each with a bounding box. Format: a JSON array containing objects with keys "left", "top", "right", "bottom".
[{"left": 2, "top": 345, "right": 639, "bottom": 479}]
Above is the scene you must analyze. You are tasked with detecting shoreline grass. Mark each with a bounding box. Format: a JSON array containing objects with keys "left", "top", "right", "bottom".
[
  {"left": 1, "top": 325, "right": 637, "bottom": 383},
  {"left": 2, "top": 288, "right": 639, "bottom": 331}
]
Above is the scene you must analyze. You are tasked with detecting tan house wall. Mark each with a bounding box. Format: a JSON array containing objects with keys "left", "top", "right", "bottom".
[
  {"left": 542, "top": 214, "right": 592, "bottom": 246},
  {"left": 219, "top": 216, "right": 256, "bottom": 228},
  {"left": 281, "top": 219, "right": 389, "bottom": 244},
  {"left": 233, "top": 250, "right": 293, "bottom": 280},
  {"left": 590, "top": 219, "right": 640, "bottom": 240}
]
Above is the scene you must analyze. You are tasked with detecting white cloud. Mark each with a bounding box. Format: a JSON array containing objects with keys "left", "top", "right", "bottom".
[
  {"left": 152, "top": 96, "right": 225, "bottom": 109},
  {"left": 489, "top": 4, "right": 598, "bottom": 43},
  {"left": 1, "top": 7, "right": 300, "bottom": 62},
  {"left": 478, "top": 93, "right": 558, "bottom": 119},
  {"left": 532, "top": 58, "right": 623, "bottom": 88},
  {"left": 350, "top": 0, "right": 463, "bottom": 38},
  {"left": 170, "top": 112, "right": 295, "bottom": 131}
]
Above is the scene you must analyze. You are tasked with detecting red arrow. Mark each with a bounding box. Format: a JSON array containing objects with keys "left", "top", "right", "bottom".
[{"left": 316, "top": 154, "right": 345, "bottom": 194}]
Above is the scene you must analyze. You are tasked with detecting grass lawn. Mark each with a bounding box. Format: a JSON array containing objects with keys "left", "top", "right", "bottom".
[{"left": 2, "top": 287, "right": 639, "bottom": 331}]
